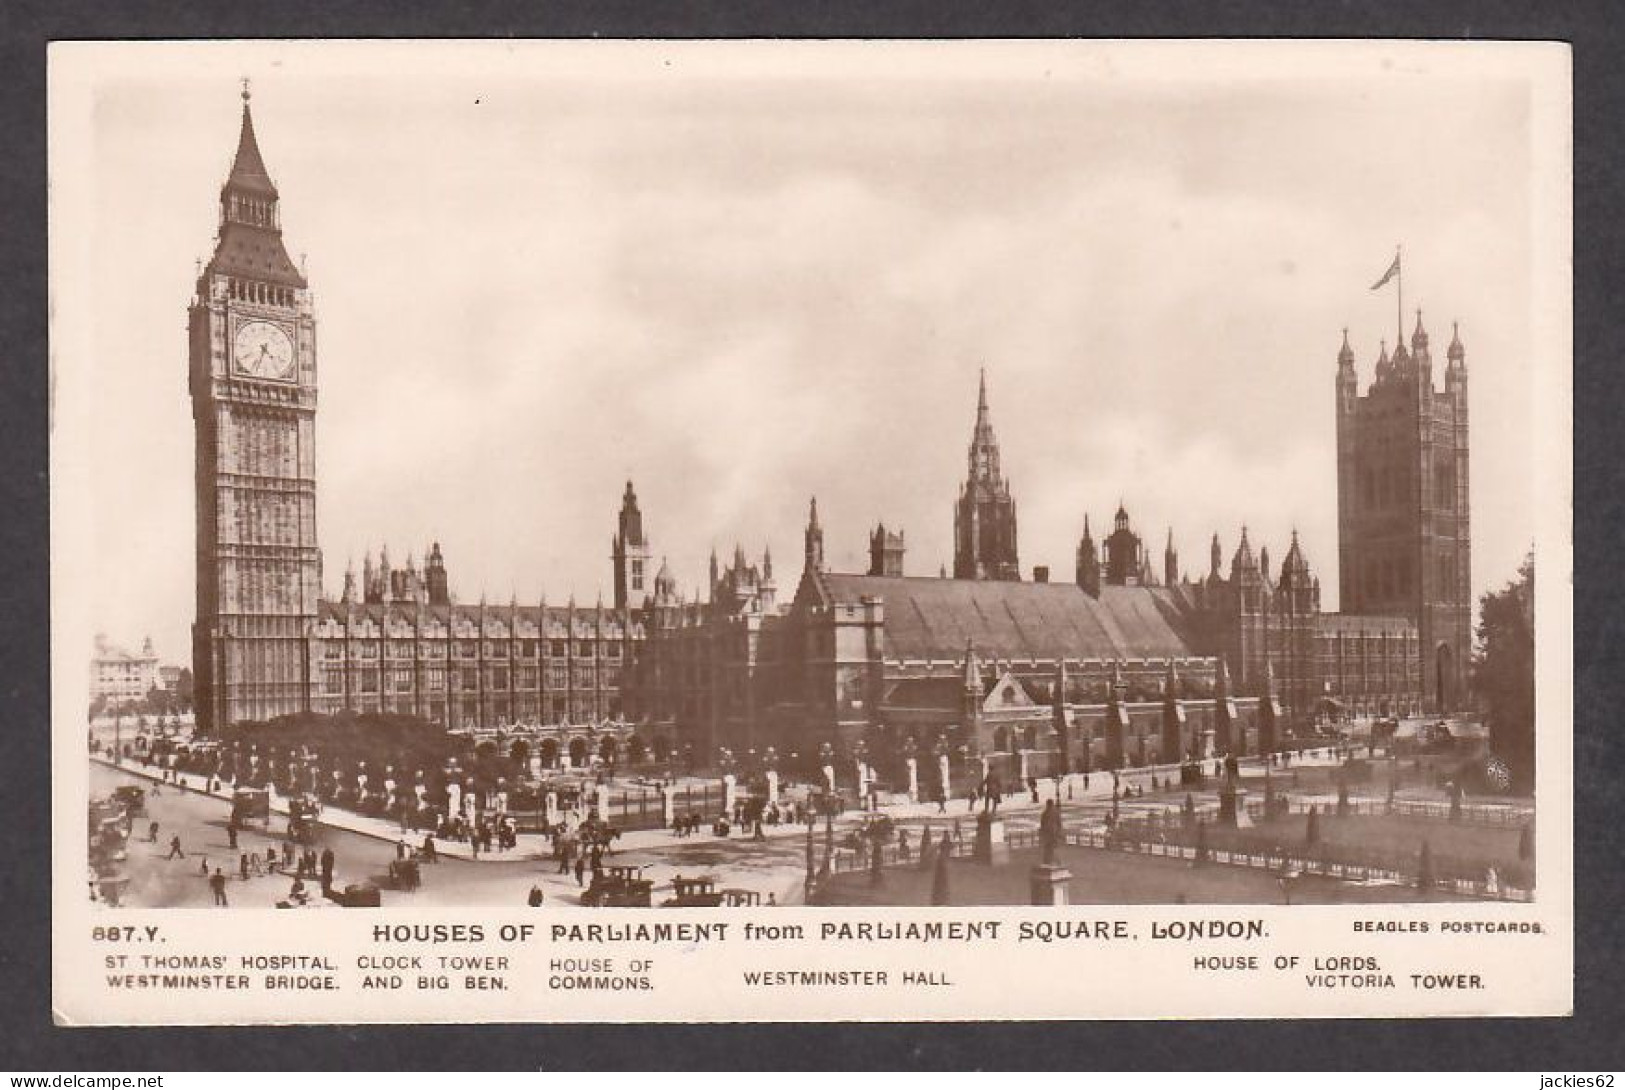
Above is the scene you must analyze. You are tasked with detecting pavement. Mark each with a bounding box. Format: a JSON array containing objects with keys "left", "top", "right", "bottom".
[{"left": 89, "top": 748, "right": 1357, "bottom": 909}]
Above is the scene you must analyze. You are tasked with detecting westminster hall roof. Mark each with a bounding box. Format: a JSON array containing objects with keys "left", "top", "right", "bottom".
[{"left": 809, "top": 572, "right": 1198, "bottom": 662}]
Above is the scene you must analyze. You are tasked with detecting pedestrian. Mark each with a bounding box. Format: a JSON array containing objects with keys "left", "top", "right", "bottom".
[
  {"left": 210, "top": 868, "right": 228, "bottom": 906},
  {"left": 227, "top": 822, "right": 238, "bottom": 850},
  {"left": 239, "top": 852, "right": 249, "bottom": 881},
  {"left": 249, "top": 851, "right": 263, "bottom": 876},
  {"left": 897, "top": 828, "right": 911, "bottom": 863},
  {"left": 527, "top": 884, "right": 544, "bottom": 907},
  {"left": 320, "top": 847, "right": 335, "bottom": 891},
  {"left": 148, "top": 821, "right": 160, "bottom": 843},
  {"left": 198, "top": 856, "right": 209, "bottom": 877},
  {"left": 573, "top": 855, "right": 585, "bottom": 887},
  {"left": 422, "top": 835, "right": 438, "bottom": 863},
  {"left": 166, "top": 835, "right": 184, "bottom": 860}
]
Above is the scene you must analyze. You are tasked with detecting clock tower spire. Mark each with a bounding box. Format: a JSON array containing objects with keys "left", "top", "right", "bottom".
[{"left": 190, "top": 86, "right": 322, "bottom": 731}]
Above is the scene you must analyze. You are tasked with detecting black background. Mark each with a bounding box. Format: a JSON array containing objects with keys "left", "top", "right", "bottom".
[{"left": 2, "top": 0, "right": 1620, "bottom": 1071}]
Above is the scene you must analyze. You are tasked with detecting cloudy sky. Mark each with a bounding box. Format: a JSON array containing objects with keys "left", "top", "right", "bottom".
[{"left": 56, "top": 42, "right": 1557, "bottom": 664}]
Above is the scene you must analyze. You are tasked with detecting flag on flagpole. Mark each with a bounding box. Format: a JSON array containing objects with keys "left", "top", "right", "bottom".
[{"left": 1370, "top": 252, "right": 1401, "bottom": 291}]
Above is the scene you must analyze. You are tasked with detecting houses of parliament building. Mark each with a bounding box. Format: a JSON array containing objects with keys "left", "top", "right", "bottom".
[{"left": 190, "top": 92, "right": 1471, "bottom": 775}]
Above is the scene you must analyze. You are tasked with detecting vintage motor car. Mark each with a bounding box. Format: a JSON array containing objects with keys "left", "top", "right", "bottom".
[{"left": 581, "top": 864, "right": 654, "bottom": 907}]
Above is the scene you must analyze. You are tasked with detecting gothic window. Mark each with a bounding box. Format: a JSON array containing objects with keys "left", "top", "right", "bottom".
[
  {"left": 392, "top": 668, "right": 413, "bottom": 692},
  {"left": 519, "top": 640, "right": 537, "bottom": 658},
  {"left": 550, "top": 640, "right": 567, "bottom": 658},
  {"left": 459, "top": 667, "right": 478, "bottom": 690}
]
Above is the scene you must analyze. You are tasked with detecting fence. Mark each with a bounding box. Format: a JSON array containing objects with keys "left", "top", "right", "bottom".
[
  {"left": 1104, "top": 812, "right": 1533, "bottom": 901},
  {"left": 817, "top": 812, "right": 1530, "bottom": 902},
  {"left": 1229, "top": 794, "right": 1534, "bottom": 829}
]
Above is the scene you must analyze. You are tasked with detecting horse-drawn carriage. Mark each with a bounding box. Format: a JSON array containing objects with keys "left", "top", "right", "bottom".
[
  {"left": 388, "top": 856, "right": 422, "bottom": 892},
  {"left": 231, "top": 786, "right": 271, "bottom": 829},
  {"left": 286, "top": 795, "right": 322, "bottom": 843},
  {"left": 581, "top": 864, "right": 653, "bottom": 907}
]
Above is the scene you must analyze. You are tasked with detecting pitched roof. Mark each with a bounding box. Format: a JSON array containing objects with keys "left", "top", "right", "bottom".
[
  {"left": 815, "top": 573, "right": 1197, "bottom": 661},
  {"left": 207, "top": 221, "right": 307, "bottom": 287}
]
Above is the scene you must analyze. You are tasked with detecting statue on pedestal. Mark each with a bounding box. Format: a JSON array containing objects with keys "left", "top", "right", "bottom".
[{"left": 1038, "top": 798, "right": 1062, "bottom": 866}]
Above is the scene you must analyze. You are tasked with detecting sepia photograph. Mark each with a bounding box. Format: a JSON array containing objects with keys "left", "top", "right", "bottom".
[{"left": 47, "top": 39, "right": 1572, "bottom": 1024}]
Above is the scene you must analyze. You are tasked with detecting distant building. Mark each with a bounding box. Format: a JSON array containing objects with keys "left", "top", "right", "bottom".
[{"left": 92, "top": 634, "right": 161, "bottom": 705}]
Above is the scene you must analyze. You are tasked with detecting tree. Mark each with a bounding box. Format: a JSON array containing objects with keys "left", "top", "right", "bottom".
[
  {"left": 1305, "top": 805, "right": 1321, "bottom": 848},
  {"left": 1474, "top": 553, "right": 1535, "bottom": 792}
]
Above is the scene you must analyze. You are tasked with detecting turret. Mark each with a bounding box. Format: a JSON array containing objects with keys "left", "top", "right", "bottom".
[
  {"left": 1411, "top": 309, "right": 1431, "bottom": 360},
  {"left": 803, "top": 496, "right": 825, "bottom": 574},
  {"left": 1336, "top": 328, "right": 1359, "bottom": 415},
  {"left": 1278, "top": 529, "right": 1317, "bottom": 613},
  {"left": 1164, "top": 528, "right": 1179, "bottom": 586},
  {"left": 1075, "top": 515, "right": 1100, "bottom": 597},
  {"left": 425, "top": 541, "right": 449, "bottom": 606},
  {"left": 1446, "top": 321, "right": 1468, "bottom": 400},
  {"left": 961, "top": 640, "right": 984, "bottom": 737},
  {"left": 1210, "top": 532, "right": 1223, "bottom": 582},
  {"left": 868, "top": 522, "right": 905, "bottom": 577}
]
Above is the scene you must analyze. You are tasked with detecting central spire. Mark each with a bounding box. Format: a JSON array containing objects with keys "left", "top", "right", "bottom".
[
  {"left": 967, "top": 367, "right": 1003, "bottom": 484},
  {"left": 953, "top": 370, "right": 1020, "bottom": 581}
]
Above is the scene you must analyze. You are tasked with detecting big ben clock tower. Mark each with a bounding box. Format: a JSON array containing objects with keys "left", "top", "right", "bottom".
[{"left": 190, "top": 85, "right": 322, "bottom": 731}]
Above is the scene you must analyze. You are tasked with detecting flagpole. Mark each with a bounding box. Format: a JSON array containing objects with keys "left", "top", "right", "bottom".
[{"left": 1395, "top": 244, "right": 1403, "bottom": 347}]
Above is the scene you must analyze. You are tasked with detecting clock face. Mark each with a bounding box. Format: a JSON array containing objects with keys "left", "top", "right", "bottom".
[{"left": 233, "top": 320, "right": 296, "bottom": 381}]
